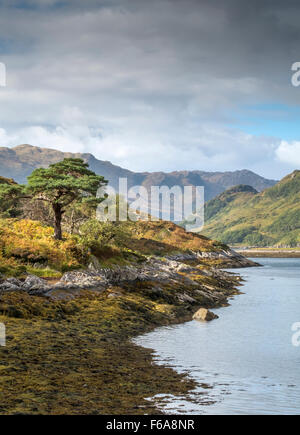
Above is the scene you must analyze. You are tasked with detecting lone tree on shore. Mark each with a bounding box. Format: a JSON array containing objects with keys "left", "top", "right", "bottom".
[{"left": 26, "top": 158, "right": 107, "bottom": 240}]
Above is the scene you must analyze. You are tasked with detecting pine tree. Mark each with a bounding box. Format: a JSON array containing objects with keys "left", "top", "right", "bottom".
[{"left": 26, "top": 158, "right": 107, "bottom": 240}]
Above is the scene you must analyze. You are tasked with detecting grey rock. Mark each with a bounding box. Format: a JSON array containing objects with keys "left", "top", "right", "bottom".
[
  {"left": 6, "top": 277, "right": 23, "bottom": 287},
  {"left": 193, "top": 308, "right": 219, "bottom": 321},
  {"left": 55, "top": 271, "right": 107, "bottom": 289},
  {"left": 107, "top": 292, "right": 122, "bottom": 298},
  {"left": 167, "top": 248, "right": 259, "bottom": 268},
  {"left": 22, "top": 275, "right": 51, "bottom": 295},
  {"left": 0, "top": 282, "right": 22, "bottom": 292},
  {"left": 177, "top": 293, "right": 197, "bottom": 303},
  {"left": 195, "top": 289, "right": 225, "bottom": 304}
]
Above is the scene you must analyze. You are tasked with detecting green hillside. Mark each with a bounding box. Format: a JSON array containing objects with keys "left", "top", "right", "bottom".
[{"left": 202, "top": 171, "right": 300, "bottom": 247}]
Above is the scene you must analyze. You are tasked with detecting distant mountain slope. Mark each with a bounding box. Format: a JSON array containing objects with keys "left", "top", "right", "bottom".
[
  {"left": 136, "top": 169, "right": 276, "bottom": 201},
  {"left": 0, "top": 144, "right": 277, "bottom": 201},
  {"left": 0, "top": 175, "right": 16, "bottom": 185},
  {"left": 0, "top": 144, "right": 135, "bottom": 189},
  {"left": 202, "top": 171, "right": 300, "bottom": 247}
]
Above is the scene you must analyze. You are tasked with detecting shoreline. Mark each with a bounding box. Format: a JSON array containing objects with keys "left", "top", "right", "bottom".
[
  {"left": 0, "top": 252, "right": 250, "bottom": 415},
  {"left": 234, "top": 248, "right": 300, "bottom": 258}
]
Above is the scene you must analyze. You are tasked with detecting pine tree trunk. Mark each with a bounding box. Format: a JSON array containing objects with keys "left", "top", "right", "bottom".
[{"left": 53, "top": 203, "right": 62, "bottom": 240}]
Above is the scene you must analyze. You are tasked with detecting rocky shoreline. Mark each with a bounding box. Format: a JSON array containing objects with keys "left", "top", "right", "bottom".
[
  {"left": 235, "top": 248, "right": 300, "bottom": 258},
  {"left": 0, "top": 248, "right": 257, "bottom": 414},
  {"left": 0, "top": 248, "right": 258, "bottom": 298}
]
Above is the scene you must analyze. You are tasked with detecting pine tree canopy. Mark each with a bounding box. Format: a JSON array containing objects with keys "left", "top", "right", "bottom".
[
  {"left": 26, "top": 158, "right": 107, "bottom": 208},
  {"left": 25, "top": 158, "right": 108, "bottom": 239}
]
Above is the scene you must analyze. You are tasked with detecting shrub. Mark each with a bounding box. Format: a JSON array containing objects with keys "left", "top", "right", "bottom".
[{"left": 79, "top": 220, "right": 131, "bottom": 251}]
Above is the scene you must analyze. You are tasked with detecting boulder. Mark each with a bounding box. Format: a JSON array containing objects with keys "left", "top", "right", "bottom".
[
  {"left": 22, "top": 275, "right": 51, "bottom": 295},
  {"left": 193, "top": 308, "right": 219, "bottom": 321},
  {"left": 56, "top": 271, "right": 107, "bottom": 289}
]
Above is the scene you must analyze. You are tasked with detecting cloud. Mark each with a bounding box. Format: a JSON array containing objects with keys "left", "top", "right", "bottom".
[
  {"left": 0, "top": 0, "right": 299, "bottom": 178},
  {"left": 0, "top": 105, "right": 281, "bottom": 179},
  {"left": 276, "top": 140, "right": 300, "bottom": 166}
]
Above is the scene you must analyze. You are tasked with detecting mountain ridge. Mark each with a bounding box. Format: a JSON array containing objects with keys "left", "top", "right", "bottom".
[{"left": 0, "top": 144, "right": 277, "bottom": 201}]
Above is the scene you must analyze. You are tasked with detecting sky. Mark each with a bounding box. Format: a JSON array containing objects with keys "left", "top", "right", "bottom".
[{"left": 0, "top": 0, "right": 300, "bottom": 179}]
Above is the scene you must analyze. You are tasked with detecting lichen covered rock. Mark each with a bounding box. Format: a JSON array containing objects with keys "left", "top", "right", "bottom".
[{"left": 193, "top": 308, "right": 219, "bottom": 321}]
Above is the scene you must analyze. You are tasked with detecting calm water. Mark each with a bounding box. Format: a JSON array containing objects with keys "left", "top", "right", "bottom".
[{"left": 134, "top": 258, "right": 300, "bottom": 415}]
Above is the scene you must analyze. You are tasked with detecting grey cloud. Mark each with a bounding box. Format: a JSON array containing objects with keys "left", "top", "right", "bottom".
[{"left": 0, "top": 0, "right": 299, "bottom": 178}]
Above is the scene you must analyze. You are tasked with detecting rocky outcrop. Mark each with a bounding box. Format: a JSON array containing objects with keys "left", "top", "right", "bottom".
[
  {"left": 193, "top": 308, "right": 219, "bottom": 321},
  {"left": 0, "top": 249, "right": 252, "bottom": 310},
  {"left": 166, "top": 248, "right": 260, "bottom": 268},
  {"left": 86, "top": 257, "right": 207, "bottom": 286},
  {"left": 0, "top": 280, "right": 22, "bottom": 292},
  {"left": 22, "top": 275, "right": 52, "bottom": 295},
  {"left": 0, "top": 275, "right": 51, "bottom": 295},
  {"left": 56, "top": 271, "right": 107, "bottom": 289}
]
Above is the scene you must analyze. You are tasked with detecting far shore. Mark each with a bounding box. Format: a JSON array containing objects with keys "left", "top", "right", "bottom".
[{"left": 234, "top": 247, "right": 300, "bottom": 258}]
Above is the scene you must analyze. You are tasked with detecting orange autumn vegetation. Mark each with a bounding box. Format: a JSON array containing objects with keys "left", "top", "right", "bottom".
[
  {"left": 0, "top": 217, "right": 227, "bottom": 277},
  {"left": 0, "top": 219, "right": 86, "bottom": 275},
  {"left": 126, "top": 220, "right": 226, "bottom": 254}
]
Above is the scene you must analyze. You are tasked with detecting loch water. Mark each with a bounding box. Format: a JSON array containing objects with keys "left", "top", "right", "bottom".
[{"left": 134, "top": 258, "right": 300, "bottom": 414}]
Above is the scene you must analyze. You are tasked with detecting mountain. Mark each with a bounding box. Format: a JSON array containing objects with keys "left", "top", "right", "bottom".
[
  {"left": 0, "top": 144, "right": 135, "bottom": 188},
  {"left": 0, "top": 176, "right": 16, "bottom": 185},
  {"left": 0, "top": 144, "right": 277, "bottom": 201},
  {"left": 202, "top": 171, "right": 300, "bottom": 247}
]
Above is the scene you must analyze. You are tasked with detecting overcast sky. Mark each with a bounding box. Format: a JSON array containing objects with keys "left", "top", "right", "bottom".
[{"left": 0, "top": 0, "right": 300, "bottom": 178}]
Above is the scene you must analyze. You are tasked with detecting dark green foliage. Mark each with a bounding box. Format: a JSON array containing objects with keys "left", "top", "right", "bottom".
[
  {"left": 219, "top": 227, "right": 275, "bottom": 246},
  {"left": 266, "top": 209, "right": 300, "bottom": 233},
  {"left": 26, "top": 158, "right": 108, "bottom": 239},
  {"left": 222, "top": 226, "right": 257, "bottom": 244},
  {"left": 79, "top": 219, "right": 131, "bottom": 250},
  {"left": 0, "top": 178, "right": 24, "bottom": 218},
  {"left": 243, "top": 232, "right": 275, "bottom": 246}
]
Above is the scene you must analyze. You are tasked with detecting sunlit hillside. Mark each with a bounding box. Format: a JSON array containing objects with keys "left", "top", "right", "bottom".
[{"left": 202, "top": 171, "right": 300, "bottom": 247}]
